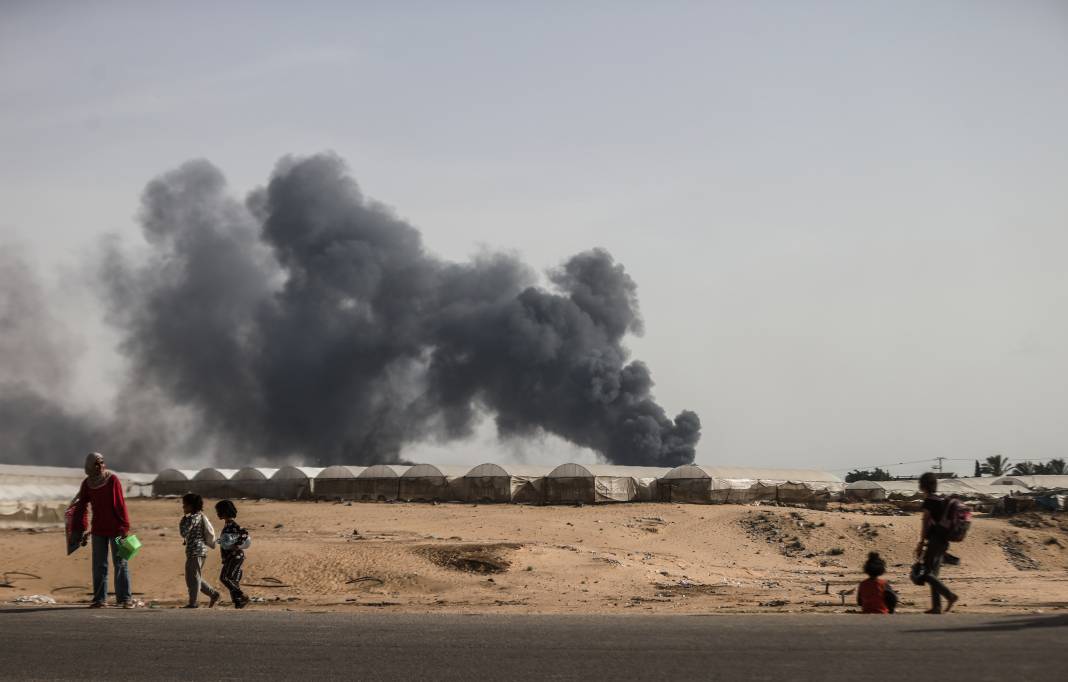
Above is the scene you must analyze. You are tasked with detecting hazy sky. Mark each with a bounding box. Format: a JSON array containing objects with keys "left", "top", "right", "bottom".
[{"left": 2, "top": 1, "right": 1067, "bottom": 474}]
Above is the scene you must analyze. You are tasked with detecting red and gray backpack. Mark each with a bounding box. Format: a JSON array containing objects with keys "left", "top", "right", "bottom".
[{"left": 939, "top": 495, "right": 972, "bottom": 542}]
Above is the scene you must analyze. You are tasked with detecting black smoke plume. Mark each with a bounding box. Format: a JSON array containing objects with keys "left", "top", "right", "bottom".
[{"left": 7, "top": 154, "right": 701, "bottom": 468}]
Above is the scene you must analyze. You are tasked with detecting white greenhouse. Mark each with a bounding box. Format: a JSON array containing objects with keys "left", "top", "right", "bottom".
[
  {"left": 267, "top": 466, "right": 323, "bottom": 500},
  {"left": 188, "top": 468, "right": 239, "bottom": 499},
  {"left": 660, "top": 465, "right": 843, "bottom": 504},
  {"left": 398, "top": 464, "right": 471, "bottom": 502},
  {"left": 230, "top": 467, "right": 279, "bottom": 498},
  {"left": 353, "top": 465, "right": 411, "bottom": 501},
  {"left": 315, "top": 465, "right": 367, "bottom": 500},
  {"left": 461, "top": 463, "right": 552, "bottom": 503},
  {"left": 544, "top": 464, "right": 671, "bottom": 504}
]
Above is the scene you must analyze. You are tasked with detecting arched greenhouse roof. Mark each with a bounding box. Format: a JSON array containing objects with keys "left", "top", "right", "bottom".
[
  {"left": 664, "top": 465, "right": 842, "bottom": 482},
  {"left": 233, "top": 467, "right": 279, "bottom": 480},
  {"left": 358, "top": 465, "right": 411, "bottom": 478},
  {"left": 271, "top": 466, "right": 324, "bottom": 480},
  {"left": 316, "top": 465, "right": 367, "bottom": 479},
  {"left": 547, "top": 463, "right": 672, "bottom": 479},
  {"left": 192, "top": 468, "right": 238, "bottom": 481},
  {"left": 402, "top": 464, "right": 473, "bottom": 478},
  {"left": 152, "top": 468, "right": 198, "bottom": 483},
  {"left": 464, "top": 463, "right": 554, "bottom": 478}
]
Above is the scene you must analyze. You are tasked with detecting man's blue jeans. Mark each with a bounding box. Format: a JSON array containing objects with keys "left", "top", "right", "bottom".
[{"left": 91, "top": 535, "right": 131, "bottom": 604}]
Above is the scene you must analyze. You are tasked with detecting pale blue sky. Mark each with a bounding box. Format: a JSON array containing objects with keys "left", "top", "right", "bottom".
[{"left": 3, "top": 1, "right": 1067, "bottom": 474}]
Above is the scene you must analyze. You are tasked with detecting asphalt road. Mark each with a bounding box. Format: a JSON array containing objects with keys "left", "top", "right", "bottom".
[{"left": 1, "top": 608, "right": 1066, "bottom": 680}]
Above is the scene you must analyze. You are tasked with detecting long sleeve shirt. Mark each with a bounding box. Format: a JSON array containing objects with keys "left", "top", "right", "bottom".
[
  {"left": 179, "top": 512, "right": 215, "bottom": 557},
  {"left": 71, "top": 474, "right": 130, "bottom": 538},
  {"left": 218, "top": 520, "right": 250, "bottom": 560}
]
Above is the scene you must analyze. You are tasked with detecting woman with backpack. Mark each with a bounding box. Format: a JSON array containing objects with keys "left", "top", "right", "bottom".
[{"left": 914, "top": 472, "right": 959, "bottom": 614}]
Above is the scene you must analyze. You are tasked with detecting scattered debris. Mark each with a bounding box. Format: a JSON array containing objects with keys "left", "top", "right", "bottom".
[
  {"left": 14, "top": 594, "right": 55, "bottom": 604},
  {"left": 855, "top": 522, "right": 881, "bottom": 541},
  {"left": 1000, "top": 536, "right": 1040, "bottom": 571},
  {"left": 740, "top": 512, "right": 809, "bottom": 557},
  {"left": 759, "top": 599, "right": 789, "bottom": 608}
]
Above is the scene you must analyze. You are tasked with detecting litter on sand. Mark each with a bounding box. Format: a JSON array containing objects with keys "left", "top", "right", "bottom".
[{"left": 14, "top": 594, "right": 56, "bottom": 604}]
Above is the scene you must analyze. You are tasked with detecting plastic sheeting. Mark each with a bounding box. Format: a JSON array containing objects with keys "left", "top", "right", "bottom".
[
  {"left": 992, "top": 475, "right": 1068, "bottom": 491},
  {"left": 461, "top": 464, "right": 552, "bottom": 503},
  {"left": 543, "top": 465, "right": 672, "bottom": 504},
  {"left": 399, "top": 465, "right": 470, "bottom": 502},
  {"left": 660, "top": 465, "right": 843, "bottom": 505},
  {"left": 315, "top": 466, "right": 367, "bottom": 500},
  {"left": 152, "top": 469, "right": 198, "bottom": 496},
  {"left": 845, "top": 478, "right": 1029, "bottom": 501},
  {"left": 267, "top": 467, "right": 323, "bottom": 500},
  {"left": 0, "top": 499, "right": 66, "bottom": 526},
  {"left": 230, "top": 467, "right": 279, "bottom": 498},
  {"left": 0, "top": 464, "right": 153, "bottom": 500},
  {"left": 188, "top": 468, "right": 239, "bottom": 499},
  {"left": 352, "top": 465, "right": 410, "bottom": 501}
]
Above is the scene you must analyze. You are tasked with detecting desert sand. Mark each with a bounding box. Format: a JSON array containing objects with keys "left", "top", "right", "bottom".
[{"left": 3, "top": 499, "right": 1066, "bottom": 614}]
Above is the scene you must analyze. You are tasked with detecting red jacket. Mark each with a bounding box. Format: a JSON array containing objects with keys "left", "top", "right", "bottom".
[
  {"left": 72, "top": 474, "right": 130, "bottom": 538},
  {"left": 857, "top": 577, "right": 891, "bottom": 614}
]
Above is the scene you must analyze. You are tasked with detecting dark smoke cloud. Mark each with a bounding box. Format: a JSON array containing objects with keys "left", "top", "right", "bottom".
[
  {"left": 5, "top": 153, "right": 700, "bottom": 469},
  {"left": 0, "top": 248, "right": 104, "bottom": 465}
]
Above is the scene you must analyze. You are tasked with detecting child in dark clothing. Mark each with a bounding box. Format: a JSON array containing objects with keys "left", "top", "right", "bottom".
[
  {"left": 857, "top": 552, "right": 898, "bottom": 614},
  {"left": 214, "top": 499, "right": 251, "bottom": 609},
  {"left": 915, "top": 472, "right": 959, "bottom": 614}
]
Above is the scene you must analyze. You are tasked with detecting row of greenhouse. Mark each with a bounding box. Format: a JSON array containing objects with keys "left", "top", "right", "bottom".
[{"left": 150, "top": 464, "right": 1068, "bottom": 505}]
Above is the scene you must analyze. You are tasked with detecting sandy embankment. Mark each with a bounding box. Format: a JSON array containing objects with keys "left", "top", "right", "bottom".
[{"left": 3, "top": 499, "right": 1066, "bottom": 613}]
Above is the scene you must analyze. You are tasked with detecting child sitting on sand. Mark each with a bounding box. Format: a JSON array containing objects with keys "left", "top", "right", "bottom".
[
  {"left": 215, "top": 499, "right": 251, "bottom": 609},
  {"left": 857, "top": 552, "right": 898, "bottom": 614},
  {"left": 179, "top": 493, "right": 220, "bottom": 608}
]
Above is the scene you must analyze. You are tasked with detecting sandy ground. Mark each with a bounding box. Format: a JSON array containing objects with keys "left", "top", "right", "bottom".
[{"left": 2, "top": 499, "right": 1067, "bottom": 614}]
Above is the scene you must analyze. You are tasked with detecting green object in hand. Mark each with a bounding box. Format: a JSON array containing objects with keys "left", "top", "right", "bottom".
[{"left": 116, "top": 534, "right": 142, "bottom": 561}]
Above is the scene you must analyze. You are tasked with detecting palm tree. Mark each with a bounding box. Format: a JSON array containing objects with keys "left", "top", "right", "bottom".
[
  {"left": 980, "top": 454, "right": 1011, "bottom": 476},
  {"left": 1011, "top": 462, "right": 1038, "bottom": 476},
  {"left": 1044, "top": 459, "right": 1066, "bottom": 475}
]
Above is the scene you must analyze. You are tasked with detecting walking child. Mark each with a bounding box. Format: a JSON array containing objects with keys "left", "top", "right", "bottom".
[
  {"left": 914, "top": 472, "right": 960, "bottom": 614},
  {"left": 179, "top": 493, "right": 220, "bottom": 608},
  {"left": 215, "top": 499, "right": 251, "bottom": 608},
  {"left": 856, "top": 552, "right": 898, "bottom": 614}
]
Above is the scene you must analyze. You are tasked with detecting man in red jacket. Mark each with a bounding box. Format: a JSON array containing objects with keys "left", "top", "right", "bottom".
[{"left": 71, "top": 452, "right": 133, "bottom": 608}]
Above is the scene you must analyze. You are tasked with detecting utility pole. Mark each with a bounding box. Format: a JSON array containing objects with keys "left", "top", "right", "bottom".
[{"left": 934, "top": 457, "right": 946, "bottom": 475}]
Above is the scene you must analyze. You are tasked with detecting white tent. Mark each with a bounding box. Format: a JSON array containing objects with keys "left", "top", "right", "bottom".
[
  {"left": 991, "top": 475, "right": 1068, "bottom": 491},
  {"left": 661, "top": 465, "right": 842, "bottom": 504},
  {"left": 0, "top": 463, "right": 153, "bottom": 500},
  {"left": 844, "top": 479, "right": 921, "bottom": 501},
  {"left": 461, "top": 463, "right": 551, "bottom": 503},
  {"left": 544, "top": 464, "right": 671, "bottom": 504},
  {"left": 399, "top": 464, "right": 470, "bottom": 502},
  {"left": 846, "top": 477, "right": 1028, "bottom": 502},
  {"left": 314, "top": 466, "right": 367, "bottom": 500},
  {"left": 189, "top": 468, "right": 239, "bottom": 498},
  {"left": 353, "top": 465, "right": 410, "bottom": 501},
  {"left": 267, "top": 466, "right": 323, "bottom": 500},
  {"left": 230, "top": 467, "right": 279, "bottom": 498},
  {"left": 152, "top": 468, "right": 199, "bottom": 496},
  {"left": 944, "top": 478, "right": 1028, "bottom": 498}
]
